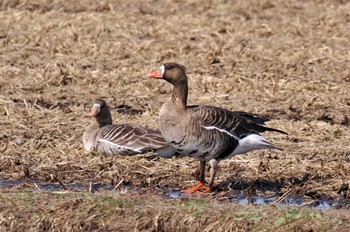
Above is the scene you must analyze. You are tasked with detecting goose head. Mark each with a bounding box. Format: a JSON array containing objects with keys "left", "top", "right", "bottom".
[
  {"left": 90, "top": 99, "right": 112, "bottom": 126},
  {"left": 148, "top": 62, "right": 187, "bottom": 85}
]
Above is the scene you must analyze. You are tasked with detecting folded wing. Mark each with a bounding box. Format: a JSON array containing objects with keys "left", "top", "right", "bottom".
[
  {"left": 97, "top": 124, "right": 173, "bottom": 156},
  {"left": 189, "top": 105, "right": 287, "bottom": 139}
]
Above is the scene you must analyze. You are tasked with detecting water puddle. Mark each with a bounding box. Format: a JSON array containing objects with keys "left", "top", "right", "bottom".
[
  {"left": 0, "top": 179, "right": 348, "bottom": 210},
  {"left": 166, "top": 190, "right": 346, "bottom": 210},
  {"left": 0, "top": 179, "right": 114, "bottom": 192}
]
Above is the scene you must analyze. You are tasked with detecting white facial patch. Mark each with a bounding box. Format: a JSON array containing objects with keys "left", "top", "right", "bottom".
[
  {"left": 160, "top": 65, "right": 165, "bottom": 75},
  {"left": 92, "top": 103, "right": 101, "bottom": 114}
]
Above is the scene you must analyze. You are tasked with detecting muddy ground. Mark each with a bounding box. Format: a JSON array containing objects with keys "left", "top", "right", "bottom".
[{"left": 0, "top": 0, "right": 349, "bottom": 230}]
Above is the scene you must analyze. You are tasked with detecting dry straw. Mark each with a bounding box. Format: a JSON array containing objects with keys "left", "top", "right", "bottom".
[{"left": 0, "top": 0, "right": 349, "bottom": 203}]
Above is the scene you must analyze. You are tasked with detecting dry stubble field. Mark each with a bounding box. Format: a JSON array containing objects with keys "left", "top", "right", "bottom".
[{"left": 0, "top": 0, "right": 350, "bottom": 231}]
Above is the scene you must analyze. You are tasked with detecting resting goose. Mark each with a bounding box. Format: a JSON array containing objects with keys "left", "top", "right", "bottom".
[
  {"left": 83, "top": 99, "right": 175, "bottom": 157},
  {"left": 148, "top": 63, "right": 287, "bottom": 193}
]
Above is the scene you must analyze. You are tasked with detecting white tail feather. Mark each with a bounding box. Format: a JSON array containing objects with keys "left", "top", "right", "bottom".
[{"left": 230, "top": 134, "right": 282, "bottom": 157}]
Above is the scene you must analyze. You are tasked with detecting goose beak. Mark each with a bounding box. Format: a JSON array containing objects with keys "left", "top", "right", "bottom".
[
  {"left": 90, "top": 106, "right": 100, "bottom": 117},
  {"left": 148, "top": 70, "right": 163, "bottom": 79}
]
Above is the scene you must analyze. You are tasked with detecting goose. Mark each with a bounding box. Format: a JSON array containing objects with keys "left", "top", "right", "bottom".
[
  {"left": 148, "top": 63, "right": 287, "bottom": 193},
  {"left": 83, "top": 99, "right": 176, "bottom": 157}
]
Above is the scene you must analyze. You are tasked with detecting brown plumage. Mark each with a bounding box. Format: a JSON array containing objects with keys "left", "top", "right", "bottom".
[
  {"left": 148, "top": 62, "right": 287, "bottom": 193},
  {"left": 83, "top": 99, "right": 175, "bottom": 157}
]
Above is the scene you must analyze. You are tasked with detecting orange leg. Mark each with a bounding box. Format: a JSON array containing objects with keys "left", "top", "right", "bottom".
[
  {"left": 183, "top": 160, "right": 211, "bottom": 194},
  {"left": 182, "top": 182, "right": 207, "bottom": 194},
  {"left": 184, "top": 159, "right": 219, "bottom": 194},
  {"left": 202, "top": 186, "right": 214, "bottom": 193},
  {"left": 182, "top": 183, "right": 214, "bottom": 194}
]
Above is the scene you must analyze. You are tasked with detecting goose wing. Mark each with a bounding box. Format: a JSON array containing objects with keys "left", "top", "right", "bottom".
[
  {"left": 189, "top": 105, "right": 287, "bottom": 139},
  {"left": 97, "top": 124, "right": 170, "bottom": 155}
]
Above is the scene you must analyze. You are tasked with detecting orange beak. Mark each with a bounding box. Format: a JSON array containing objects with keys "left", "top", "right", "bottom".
[{"left": 148, "top": 70, "right": 163, "bottom": 79}]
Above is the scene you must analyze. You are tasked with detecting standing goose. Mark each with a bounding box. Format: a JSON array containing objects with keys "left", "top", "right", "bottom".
[
  {"left": 148, "top": 63, "right": 287, "bottom": 193},
  {"left": 83, "top": 99, "right": 175, "bottom": 157}
]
